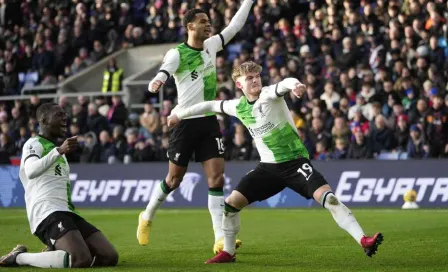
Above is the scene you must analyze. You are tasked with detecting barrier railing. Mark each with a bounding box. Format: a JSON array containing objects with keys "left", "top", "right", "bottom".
[{"left": 0, "top": 91, "right": 125, "bottom": 102}]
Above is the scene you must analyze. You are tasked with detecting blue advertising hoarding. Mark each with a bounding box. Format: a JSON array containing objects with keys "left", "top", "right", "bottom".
[{"left": 1, "top": 160, "right": 447, "bottom": 208}]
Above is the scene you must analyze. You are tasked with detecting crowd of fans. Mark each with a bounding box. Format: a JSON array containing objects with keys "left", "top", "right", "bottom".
[{"left": 0, "top": 0, "right": 448, "bottom": 163}]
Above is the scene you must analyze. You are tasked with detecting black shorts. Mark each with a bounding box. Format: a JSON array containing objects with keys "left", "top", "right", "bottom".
[
  {"left": 34, "top": 211, "right": 99, "bottom": 249},
  {"left": 235, "top": 158, "right": 328, "bottom": 204},
  {"left": 168, "top": 115, "right": 224, "bottom": 167}
]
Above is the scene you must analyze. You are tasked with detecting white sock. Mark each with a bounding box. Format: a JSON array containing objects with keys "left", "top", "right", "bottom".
[
  {"left": 321, "top": 191, "right": 365, "bottom": 245},
  {"left": 16, "top": 250, "right": 71, "bottom": 268},
  {"left": 142, "top": 180, "right": 170, "bottom": 221},
  {"left": 208, "top": 189, "right": 225, "bottom": 242},
  {"left": 222, "top": 203, "right": 240, "bottom": 255}
]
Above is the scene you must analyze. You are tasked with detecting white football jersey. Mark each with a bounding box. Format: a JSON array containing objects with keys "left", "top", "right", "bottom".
[
  {"left": 220, "top": 84, "right": 310, "bottom": 163},
  {"left": 174, "top": 79, "right": 310, "bottom": 163},
  {"left": 19, "top": 136, "right": 74, "bottom": 234},
  {"left": 149, "top": 0, "right": 255, "bottom": 119},
  {"left": 158, "top": 37, "right": 224, "bottom": 119}
]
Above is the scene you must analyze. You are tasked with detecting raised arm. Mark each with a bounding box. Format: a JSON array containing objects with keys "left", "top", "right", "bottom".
[
  {"left": 148, "top": 49, "right": 180, "bottom": 93},
  {"left": 206, "top": 0, "right": 254, "bottom": 52},
  {"left": 220, "top": 0, "right": 254, "bottom": 45}
]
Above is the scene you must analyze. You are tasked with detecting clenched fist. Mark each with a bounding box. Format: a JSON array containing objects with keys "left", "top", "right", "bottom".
[
  {"left": 292, "top": 82, "right": 306, "bottom": 98},
  {"left": 149, "top": 80, "right": 164, "bottom": 93}
]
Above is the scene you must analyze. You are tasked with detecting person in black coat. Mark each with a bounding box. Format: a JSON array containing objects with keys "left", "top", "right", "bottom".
[
  {"left": 370, "top": 115, "right": 396, "bottom": 154},
  {"left": 348, "top": 127, "right": 373, "bottom": 159}
]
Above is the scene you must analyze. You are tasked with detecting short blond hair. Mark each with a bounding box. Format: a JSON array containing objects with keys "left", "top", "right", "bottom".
[{"left": 231, "top": 61, "right": 262, "bottom": 82}]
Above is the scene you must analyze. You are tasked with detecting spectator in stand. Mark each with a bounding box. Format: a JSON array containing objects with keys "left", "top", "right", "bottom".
[
  {"left": 98, "top": 130, "right": 117, "bottom": 164},
  {"left": 102, "top": 58, "right": 124, "bottom": 93},
  {"left": 407, "top": 124, "right": 428, "bottom": 159},
  {"left": 112, "top": 125, "right": 127, "bottom": 163},
  {"left": 228, "top": 124, "right": 252, "bottom": 161},
  {"left": 423, "top": 95, "right": 448, "bottom": 158},
  {"left": 371, "top": 115, "right": 396, "bottom": 154},
  {"left": 86, "top": 103, "right": 109, "bottom": 137},
  {"left": 139, "top": 102, "right": 161, "bottom": 140},
  {"left": 107, "top": 96, "right": 128, "bottom": 128},
  {"left": 348, "top": 127, "right": 373, "bottom": 159},
  {"left": 331, "top": 138, "right": 348, "bottom": 160},
  {"left": 395, "top": 114, "right": 410, "bottom": 152},
  {"left": 0, "top": 0, "right": 447, "bottom": 163}
]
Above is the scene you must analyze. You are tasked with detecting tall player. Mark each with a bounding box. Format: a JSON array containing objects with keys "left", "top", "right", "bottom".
[
  {"left": 137, "top": 0, "right": 255, "bottom": 254},
  {"left": 168, "top": 61, "right": 384, "bottom": 263},
  {"left": 0, "top": 103, "right": 118, "bottom": 268}
]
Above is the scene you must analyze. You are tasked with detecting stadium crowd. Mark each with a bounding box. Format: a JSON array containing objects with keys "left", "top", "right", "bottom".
[{"left": 0, "top": 0, "right": 447, "bottom": 163}]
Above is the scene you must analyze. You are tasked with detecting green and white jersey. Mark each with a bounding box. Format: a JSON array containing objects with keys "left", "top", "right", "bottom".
[
  {"left": 149, "top": 0, "right": 255, "bottom": 119},
  {"left": 157, "top": 40, "right": 222, "bottom": 118},
  {"left": 19, "top": 136, "right": 75, "bottom": 234},
  {"left": 175, "top": 78, "right": 310, "bottom": 163}
]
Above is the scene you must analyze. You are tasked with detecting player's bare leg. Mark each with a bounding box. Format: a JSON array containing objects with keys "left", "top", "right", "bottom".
[
  {"left": 54, "top": 230, "right": 93, "bottom": 267},
  {"left": 84, "top": 232, "right": 118, "bottom": 266},
  {"left": 205, "top": 190, "right": 248, "bottom": 264},
  {"left": 203, "top": 158, "right": 243, "bottom": 254},
  {"left": 313, "top": 185, "right": 383, "bottom": 257},
  {"left": 138, "top": 162, "right": 186, "bottom": 245}
]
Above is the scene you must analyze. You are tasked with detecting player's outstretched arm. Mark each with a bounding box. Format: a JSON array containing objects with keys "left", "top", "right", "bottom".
[
  {"left": 148, "top": 49, "right": 180, "bottom": 93},
  {"left": 168, "top": 100, "right": 239, "bottom": 127},
  {"left": 23, "top": 136, "right": 78, "bottom": 179},
  {"left": 209, "top": 0, "right": 254, "bottom": 51},
  {"left": 263, "top": 78, "right": 306, "bottom": 100}
]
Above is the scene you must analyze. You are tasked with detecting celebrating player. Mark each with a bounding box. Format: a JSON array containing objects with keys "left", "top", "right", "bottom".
[
  {"left": 0, "top": 103, "right": 118, "bottom": 268},
  {"left": 168, "top": 61, "right": 384, "bottom": 264},
  {"left": 138, "top": 0, "right": 255, "bottom": 254}
]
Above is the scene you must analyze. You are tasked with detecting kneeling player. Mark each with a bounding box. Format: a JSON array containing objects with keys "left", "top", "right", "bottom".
[
  {"left": 168, "top": 61, "right": 383, "bottom": 264},
  {"left": 0, "top": 103, "right": 118, "bottom": 268}
]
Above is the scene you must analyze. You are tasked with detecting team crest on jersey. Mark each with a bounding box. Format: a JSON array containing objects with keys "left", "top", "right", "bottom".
[{"left": 29, "top": 145, "right": 35, "bottom": 154}]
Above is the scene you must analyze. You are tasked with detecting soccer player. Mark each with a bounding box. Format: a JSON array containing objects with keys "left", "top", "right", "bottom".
[
  {"left": 168, "top": 61, "right": 384, "bottom": 264},
  {"left": 138, "top": 0, "right": 255, "bottom": 254},
  {"left": 0, "top": 103, "right": 118, "bottom": 268}
]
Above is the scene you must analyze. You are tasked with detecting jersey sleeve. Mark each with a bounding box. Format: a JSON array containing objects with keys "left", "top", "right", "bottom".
[
  {"left": 220, "top": 99, "right": 240, "bottom": 117},
  {"left": 204, "top": 34, "right": 226, "bottom": 54},
  {"left": 148, "top": 49, "right": 180, "bottom": 90},
  {"left": 174, "top": 99, "right": 239, "bottom": 119},
  {"left": 261, "top": 78, "right": 300, "bottom": 101},
  {"left": 22, "top": 138, "right": 62, "bottom": 180},
  {"left": 22, "top": 138, "right": 44, "bottom": 162}
]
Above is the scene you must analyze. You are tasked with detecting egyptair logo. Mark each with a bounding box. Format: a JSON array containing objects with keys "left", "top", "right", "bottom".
[{"left": 178, "top": 173, "right": 201, "bottom": 202}]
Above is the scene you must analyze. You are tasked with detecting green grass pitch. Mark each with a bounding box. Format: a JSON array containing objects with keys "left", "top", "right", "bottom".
[{"left": 1, "top": 208, "right": 447, "bottom": 271}]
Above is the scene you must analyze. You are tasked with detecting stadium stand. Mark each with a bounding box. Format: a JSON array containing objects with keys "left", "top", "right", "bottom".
[{"left": 0, "top": 0, "right": 447, "bottom": 164}]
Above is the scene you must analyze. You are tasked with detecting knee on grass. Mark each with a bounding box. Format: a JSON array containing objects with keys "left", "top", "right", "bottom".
[
  {"left": 70, "top": 251, "right": 93, "bottom": 268},
  {"left": 96, "top": 248, "right": 119, "bottom": 267}
]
